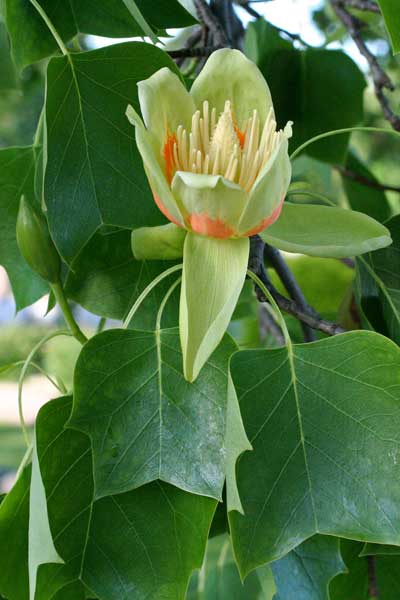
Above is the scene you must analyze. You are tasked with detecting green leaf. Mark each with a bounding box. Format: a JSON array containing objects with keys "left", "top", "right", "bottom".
[
  {"left": 181, "top": 233, "right": 249, "bottom": 382},
  {"left": 361, "top": 540, "right": 400, "bottom": 555},
  {"left": 272, "top": 535, "right": 345, "bottom": 600},
  {"left": 44, "top": 42, "right": 179, "bottom": 265},
  {"left": 29, "top": 438, "right": 63, "bottom": 600},
  {"left": 0, "top": 22, "right": 17, "bottom": 90},
  {"left": 260, "top": 203, "right": 392, "bottom": 258},
  {"left": 245, "top": 20, "right": 366, "bottom": 163},
  {"left": 229, "top": 331, "right": 400, "bottom": 577},
  {"left": 187, "top": 534, "right": 275, "bottom": 600},
  {"left": 341, "top": 151, "right": 391, "bottom": 223},
  {"left": 0, "top": 396, "right": 216, "bottom": 600},
  {"left": 0, "top": 466, "right": 31, "bottom": 600},
  {"left": 377, "top": 0, "right": 400, "bottom": 54},
  {"left": 70, "top": 327, "right": 249, "bottom": 502},
  {"left": 0, "top": 146, "right": 49, "bottom": 310},
  {"left": 120, "top": 0, "right": 158, "bottom": 44},
  {"left": 356, "top": 215, "right": 400, "bottom": 344},
  {"left": 35, "top": 396, "right": 216, "bottom": 600},
  {"left": 64, "top": 228, "right": 180, "bottom": 326},
  {"left": 330, "top": 539, "right": 400, "bottom": 600},
  {"left": 5, "top": 0, "right": 195, "bottom": 69},
  {"left": 225, "top": 374, "right": 252, "bottom": 513}
]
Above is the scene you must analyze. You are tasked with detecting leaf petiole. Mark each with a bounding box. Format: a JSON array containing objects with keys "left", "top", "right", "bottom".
[
  {"left": 18, "top": 330, "right": 72, "bottom": 447},
  {"left": 290, "top": 126, "right": 400, "bottom": 161},
  {"left": 51, "top": 281, "right": 87, "bottom": 345},
  {"left": 123, "top": 263, "right": 183, "bottom": 329},
  {"left": 29, "top": 0, "right": 69, "bottom": 56}
]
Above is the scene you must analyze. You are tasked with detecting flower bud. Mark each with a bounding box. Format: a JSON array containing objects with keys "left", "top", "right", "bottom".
[
  {"left": 131, "top": 223, "right": 186, "bottom": 261},
  {"left": 16, "top": 196, "right": 60, "bottom": 283}
]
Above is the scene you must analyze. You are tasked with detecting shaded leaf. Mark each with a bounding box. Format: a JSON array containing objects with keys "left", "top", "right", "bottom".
[
  {"left": 356, "top": 214, "right": 400, "bottom": 343},
  {"left": 272, "top": 535, "right": 345, "bottom": 600},
  {"left": 45, "top": 42, "right": 178, "bottom": 264},
  {"left": 330, "top": 539, "right": 400, "bottom": 600},
  {"left": 0, "top": 146, "right": 48, "bottom": 310},
  {"left": 187, "top": 534, "right": 275, "bottom": 600},
  {"left": 35, "top": 397, "right": 216, "bottom": 600},
  {"left": 0, "top": 396, "right": 217, "bottom": 600},
  {"left": 0, "top": 466, "right": 31, "bottom": 600},
  {"left": 245, "top": 20, "right": 365, "bottom": 163},
  {"left": 342, "top": 151, "right": 391, "bottom": 223},
  {"left": 65, "top": 228, "right": 179, "bottom": 327},
  {"left": 70, "top": 328, "right": 248, "bottom": 502},
  {"left": 361, "top": 542, "right": 400, "bottom": 556},
  {"left": 5, "top": 0, "right": 195, "bottom": 69},
  {"left": 377, "top": 0, "right": 400, "bottom": 54},
  {"left": 229, "top": 331, "right": 400, "bottom": 577},
  {"left": 260, "top": 203, "right": 391, "bottom": 258},
  {"left": 0, "top": 22, "right": 17, "bottom": 90}
]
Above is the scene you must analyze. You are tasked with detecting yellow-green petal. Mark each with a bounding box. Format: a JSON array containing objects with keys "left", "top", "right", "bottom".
[
  {"left": 138, "top": 67, "right": 195, "bottom": 152},
  {"left": 172, "top": 172, "right": 248, "bottom": 236},
  {"left": 131, "top": 223, "right": 186, "bottom": 260},
  {"left": 237, "top": 135, "right": 292, "bottom": 236},
  {"left": 126, "top": 105, "right": 185, "bottom": 227},
  {"left": 180, "top": 233, "right": 249, "bottom": 382},
  {"left": 190, "top": 49, "right": 273, "bottom": 130}
]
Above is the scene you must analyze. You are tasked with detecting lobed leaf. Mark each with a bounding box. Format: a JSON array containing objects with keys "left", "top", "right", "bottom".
[
  {"left": 70, "top": 328, "right": 249, "bottom": 503},
  {"left": 5, "top": 0, "right": 195, "bottom": 69},
  {"left": 0, "top": 397, "right": 216, "bottom": 599},
  {"left": 44, "top": 42, "right": 178, "bottom": 265},
  {"left": 229, "top": 331, "right": 400, "bottom": 577}
]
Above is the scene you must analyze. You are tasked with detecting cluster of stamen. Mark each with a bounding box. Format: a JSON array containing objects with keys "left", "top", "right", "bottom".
[{"left": 165, "top": 100, "right": 285, "bottom": 193}]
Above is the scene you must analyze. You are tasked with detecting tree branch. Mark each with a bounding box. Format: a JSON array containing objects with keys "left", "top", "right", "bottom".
[
  {"left": 343, "top": 0, "right": 380, "bottom": 12},
  {"left": 367, "top": 556, "right": 379, "bottom": 598},
  {"left": 335, "top": 163, "right": 400, "bottom": 193},
  {"left": 193, "top": 0, "right": 230, "bottom": 47},
  {"left": 248, "top": 237, "right": 346, "bottom": 337},
  {"left": 235, "top": 0, "right": 261, "bottom": 19},
  {"left": 263, "top": 242, "right": 317, "bottom": 341},
  {"left": 331, "top": 0, "right": 400, "bottom": 131},
  {"left": 168, "top": 45, "right": 223, "bottom": 59}
]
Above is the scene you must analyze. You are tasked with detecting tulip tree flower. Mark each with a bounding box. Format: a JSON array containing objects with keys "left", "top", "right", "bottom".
[{"left": 127, "top": 49, "right": 292, "bottom": 381}]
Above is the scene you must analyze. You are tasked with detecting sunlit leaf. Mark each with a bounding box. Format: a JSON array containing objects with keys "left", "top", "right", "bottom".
[
  {"left": 229, "top": 331, "right": 400, "bottom": 577},
  {"left": 261, "top": 203, "right": 392, "bottom": 258},
  {"left": 70, "top": 328, "right": 249, "bottom": 502}
]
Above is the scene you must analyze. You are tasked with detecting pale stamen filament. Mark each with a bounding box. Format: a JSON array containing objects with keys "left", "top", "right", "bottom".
[{"left": 166, "top": 99, "right": 286, "bottom": 193}]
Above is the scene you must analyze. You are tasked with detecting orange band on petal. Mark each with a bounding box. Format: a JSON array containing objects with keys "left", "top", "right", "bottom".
[
  {"left": 243, "top": 197, "right": 284, "bottom": 237},
  {"left": 188, "top": 213, "right": 236, "bottom": 239},
  {"left": 153, "top": 191, "right": 183, "bottom": 228},
  {"left": 163, "top": 132, "right": 177, "bottom": 185}
]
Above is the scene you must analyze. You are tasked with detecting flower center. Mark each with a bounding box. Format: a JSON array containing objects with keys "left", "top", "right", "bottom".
[{"left": 165, "top": 100, "right": 286, "bottom": 192}]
